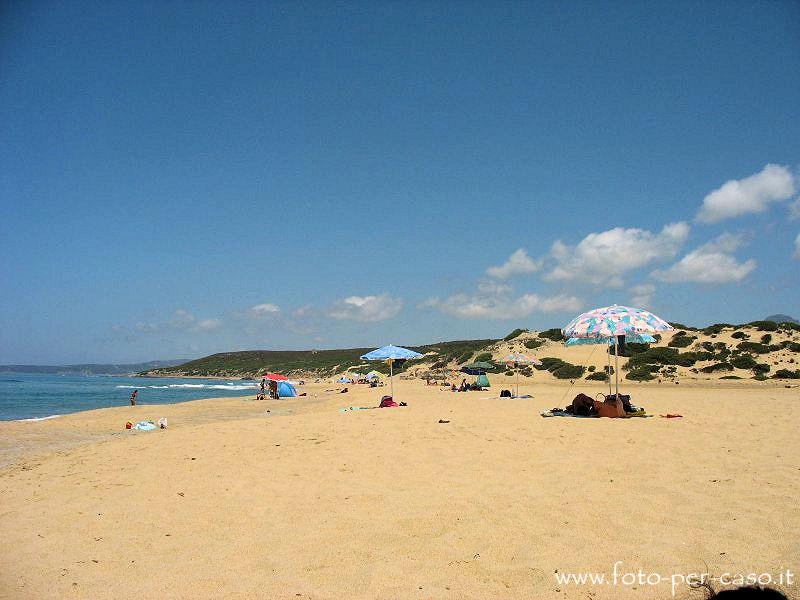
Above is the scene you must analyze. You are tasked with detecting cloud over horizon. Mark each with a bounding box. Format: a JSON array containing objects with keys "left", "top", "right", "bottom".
[
  {"left": 545, "top": 222, "right": 690, "bottom": 287},
  {"left": 652, "top": 233, "right": 756, "bottom": 284},
  {"left": 329, "top": 294, "right": 403, "bottom": 322},
  {"left": 486, "top": 249, "right": 542, "bottom": 280},
  {"left": 696, "top": 164, "right": 796, "bottom": 223}
]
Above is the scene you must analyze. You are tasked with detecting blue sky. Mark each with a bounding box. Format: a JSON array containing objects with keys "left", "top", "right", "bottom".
[{"left": 1, "top": 1, "right": 799, "bottom": 364}]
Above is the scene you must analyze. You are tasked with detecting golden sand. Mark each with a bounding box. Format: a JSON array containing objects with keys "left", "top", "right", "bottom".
[{"left": 1, "top": 379, "right": 798, "bottom": 599}]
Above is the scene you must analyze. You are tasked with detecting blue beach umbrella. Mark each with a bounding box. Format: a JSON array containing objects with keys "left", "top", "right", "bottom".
[{"left": 360, "top": 345, "right": 423, "bottom": 400}]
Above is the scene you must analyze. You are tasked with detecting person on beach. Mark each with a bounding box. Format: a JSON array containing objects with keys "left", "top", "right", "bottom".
[{"left": 129, "top": 389, "right": 138, "bottom": 406}]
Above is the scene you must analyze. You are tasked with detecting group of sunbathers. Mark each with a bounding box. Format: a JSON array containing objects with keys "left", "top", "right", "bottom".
[{"left": 450, "top": 378, "right": 484, "bottom": 392}]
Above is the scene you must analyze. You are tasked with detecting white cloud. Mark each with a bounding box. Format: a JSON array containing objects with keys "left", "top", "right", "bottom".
[
  {"left": 696, "top": 164, "right": 796, "bottom": 224},
  {"left": 794, "top": 233, "right": 800, "bottom": 260},
  {"left": 630, "top": 283, "right": 656, "bottom": 308},
  {"left": 195, "top": 318, "right": 222, "bottom": 331},
  {"left": 329, "top": 294, "right": 403, "bottom": 322},
  {"left": 486, "top": 249, "right": 542, "bottom": 280},
  {"left": 545, "top": 222, "right": 689, "bottom": 286},
  {"left": 136, "top": 309, "right": 223, "bottom": 334},
  {"left": 652, "top": 233, "right": 756, "bottom": 284},
  {"left": 423, "top": 284, "right": 582, "bottom": 320},
  {"left": 248, "top": 303, "right": 281, "bottom": 318}
]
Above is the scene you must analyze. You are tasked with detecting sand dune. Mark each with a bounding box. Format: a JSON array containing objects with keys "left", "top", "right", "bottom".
[{"left": 1, "top": 380, "right": 798, "bottom": 599}]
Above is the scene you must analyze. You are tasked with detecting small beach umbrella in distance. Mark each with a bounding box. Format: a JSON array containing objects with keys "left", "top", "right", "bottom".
[
  {"left": 562, "top": 305, "right": 672, "bottom": 399},
  {"left": 501, "top": 353, "right": 542, "bottom": 398},
  {"left": 360, "top": 345, "right": 423, "bottom": 401}
]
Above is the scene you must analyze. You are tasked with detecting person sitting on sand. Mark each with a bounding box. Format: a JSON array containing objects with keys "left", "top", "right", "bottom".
[
  {"left": 459, "top": 379, "right": 468, "bottom": 392},
  {"left": 129, "top": 390, "right": 138, "bottom": 406}
]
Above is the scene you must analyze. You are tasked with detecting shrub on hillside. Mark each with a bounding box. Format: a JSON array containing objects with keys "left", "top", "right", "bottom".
[
  {"left": 456, "top": 351, "right": 474, "bottom": 364},
  {"left": 730, "top": 355, "right": 757, "bottom": 370},
  {"left": 474, "top": 352, "right": 493, "bottom": 363},
  {"left": 699, "top": 362, "right": 734, "bottom": 373},
  {"left": 537, "top": 357, "right": 567, "bottom": 371},
  {"left": 668, "top": 335, "right": 695, "bottom": 348},
  {"left": 553, "top": 364, "right": 585, "bottom": 379},
  {"left": 627, "top": 347, "right": 697, "bottom": 368},
  {"left": 748, "top": 320, "right": 778, "bottom": 332},
  {"left": 753, "top": 363, "right": 770, "bottom": 374},
  {"left": 772, "top": 369, "right": 800, "bottom": 379},
  {"left": 736, "top": 341, "right": 771, "bottom": 354},
  {"left": 609, "top": 342, "right": 651, "bottom": 357},
  {"left": 669, "top": 322, "right": 698, "bottom": 331},
  {"left": 524, "top": 339, "right": 545, "bottom": 350},
  {"left": 503, "top": 328, "right": 528, "bottom": 341},
  {"left": 703, "top": 323, "right": 733, "bottom": 335},
  {"left": 731, "top": 331, "right": 749, "bottom": 340},
  {"left": 539, "top": 328, "right": 565, "bottom": 342},
  {"left": 626, "top": 366, "right": 657, "bottom": 381},
  {"left": 701, "top": 341, "right": 715, "bottom": 352},
  {"left": 586, "top": 371, "right": 608, "bottom": 381},
  {"left": 761, "top": 334, "right": 772, "bottom": 345}
]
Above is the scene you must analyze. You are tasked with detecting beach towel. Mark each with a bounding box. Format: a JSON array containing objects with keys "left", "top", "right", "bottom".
[{"left": 133, "top": 421, "right": 157, "bottom": 431}]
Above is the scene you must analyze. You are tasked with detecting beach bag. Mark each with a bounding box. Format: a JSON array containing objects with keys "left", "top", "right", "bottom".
[
  {"left": 568, "top": 393, "right": 596, "bottom": 416},
  {"left": 594, "top": 397, "right": 625, "bottom": 418},
  {"left": 605, "top": 393, "right": 633, "bottom": 412},
  {"left": 500, "top": 389, "right": 512, "bottom": 398},
  {"left": 379, "top": 395, "right": 397, "bottom": 408}
]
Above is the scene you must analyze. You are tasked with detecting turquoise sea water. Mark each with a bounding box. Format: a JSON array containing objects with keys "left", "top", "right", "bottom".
[{"left": 0, "top": 373, "right": 259, "bottom": 421}]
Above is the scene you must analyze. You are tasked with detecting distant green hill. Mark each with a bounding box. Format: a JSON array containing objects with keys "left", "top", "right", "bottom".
[{"left": 144, "top": 339, "right": 496, "bottom": 378}]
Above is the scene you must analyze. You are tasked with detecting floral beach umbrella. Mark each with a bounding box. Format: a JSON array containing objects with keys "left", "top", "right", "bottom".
[
  {"left": 360, "top": 344, "right": 423, "bottom": 401},
  {"left": 562, "top": 305, "right": 673, "bottom": 398},
  {"left": 501, "top": 353, "right": 542, "bottom": 398},
  {"left": 563, "top": 305, "right": 671, "bottom": 339}
]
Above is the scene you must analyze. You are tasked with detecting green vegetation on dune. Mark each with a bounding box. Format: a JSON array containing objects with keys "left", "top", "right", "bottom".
[{"left": 146, "top": 338, "right": 497, "bottom": 377}]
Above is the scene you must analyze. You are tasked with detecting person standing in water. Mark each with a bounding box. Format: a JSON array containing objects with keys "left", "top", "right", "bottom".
[{"left": 130, "top": 389, "right": 138, "bottom": 406}]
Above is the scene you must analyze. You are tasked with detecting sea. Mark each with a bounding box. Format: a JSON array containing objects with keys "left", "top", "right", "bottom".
[{"left": 0, "top": 373, "right": 259, "bottom": 421}]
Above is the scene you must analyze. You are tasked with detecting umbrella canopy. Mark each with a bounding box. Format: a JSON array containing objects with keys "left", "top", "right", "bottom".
[
  {"left": 365, "top": 371, "right": 382, "bottom": 380},
  {"left": 562, "top": 304, "right": 672, "bottom": 339},
  {"left": 462, "top": 361, "right": 495, "bottom": 371},
  {"left": 564, "top": 333, "right": 656, "bottom": 346},
  {"left": 360, "top": 345, "right": 423, "bottom": 400},
  {"left": 263, "top": 373, "right": 288, "bottom": 381},
  {"left": 501, "top": 353, "right": 542, "bottom": 365},
  {"left": 360, "top": 345, "right": 423, "bottom": 361}
]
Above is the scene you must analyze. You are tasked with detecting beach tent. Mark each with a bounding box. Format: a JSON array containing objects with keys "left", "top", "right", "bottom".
[
  {"left": 365, "top": 371, "right": 382, "bottom": 380},
  {"left": 278, "top": 381, "right": 297, "bottom": 397},
  {"left": 476, "top": 373, "right": 490, "bottom": 387}
]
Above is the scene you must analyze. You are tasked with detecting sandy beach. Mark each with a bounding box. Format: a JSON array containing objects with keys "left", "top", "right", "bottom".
[{"left": 1, "top": 379, "right": 798, "bottom": 599}]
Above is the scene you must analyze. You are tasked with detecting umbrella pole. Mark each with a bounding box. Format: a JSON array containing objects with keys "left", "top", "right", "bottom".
[
  {"left": 607, "top": 340, "right": 612, "bottom": 397},
  {"left": 390, "top": 360, "right": 394, "bottom": 400},
  {"left": 614, "top": 336, "right": 620, "bottom": 398}
]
